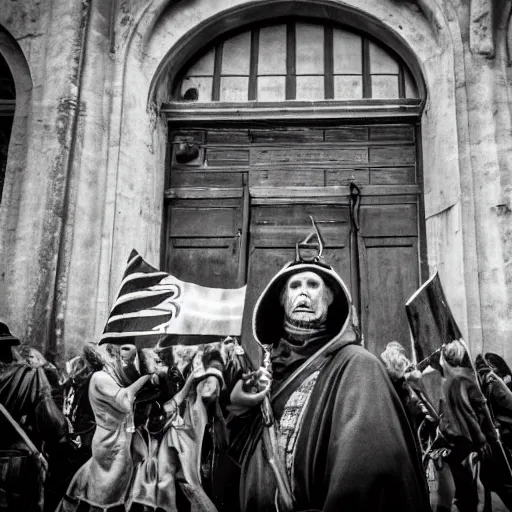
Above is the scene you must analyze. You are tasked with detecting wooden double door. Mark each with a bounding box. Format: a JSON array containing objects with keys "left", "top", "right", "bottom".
[{"left": 164, "top": 123, "right": 425, "bottom": 361}]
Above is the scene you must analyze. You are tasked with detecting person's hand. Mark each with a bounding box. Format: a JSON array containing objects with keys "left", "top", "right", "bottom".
[
  {"left": 241, "top": 367, "right": 272, "bottom": 393},
  {"left": 478, "top": 442, "right": 492, "bottom": 461},
  {"left": 229, "top": 373, "right": 271, "bottom": 415},
  {"left": 150, "top": 373, "right": 159, "bottom": 386}
]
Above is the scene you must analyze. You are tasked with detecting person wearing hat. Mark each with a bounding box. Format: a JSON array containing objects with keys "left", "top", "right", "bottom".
[
  {"left": 485, "top": 353, "right": 512, "bottom": 393},
  {"left": 0, "top": 322, "right": 70, "bottom": 511},
  {"left": 228, "top": 226, "right": 431, "bottom": 512}
]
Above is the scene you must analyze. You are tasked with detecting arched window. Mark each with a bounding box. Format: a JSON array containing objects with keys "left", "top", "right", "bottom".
[
  {"left": 0, "top": 52, "right": 15, "bottom": 202},
  {"left": 173, "top": 21, "right": 419, "bottom": 103}
]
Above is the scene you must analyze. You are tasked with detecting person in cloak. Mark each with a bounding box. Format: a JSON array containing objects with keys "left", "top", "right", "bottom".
[
  {"left": 430, "top": 340, "right": 497, "bottom": 512},
  {"left": 484, "top": 353, "right": 512, "bottom": 393},
  {"left": 228, "top": 227, "right": 431, "bottom": 512},
  {"left": 475, "top": 354, "right": 512, "bottom": 510},
  {"left": 0, "top": 322, "right": 71, "bottom": 512},
  {"left": 381, "top": 341, "right": 438, "bottom": 434}
]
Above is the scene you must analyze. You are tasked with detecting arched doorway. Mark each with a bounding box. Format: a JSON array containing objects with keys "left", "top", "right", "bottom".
[
  {"left": 160, "top": 15, "right": 427, "bottom": 361},
  {"left": 0, "top": 51, "right": 15, "bottom": 202}
]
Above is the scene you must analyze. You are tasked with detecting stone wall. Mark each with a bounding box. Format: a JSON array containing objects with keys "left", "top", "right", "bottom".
[{"left": 0, "top": 0, "right": 511, "bottom": 366}]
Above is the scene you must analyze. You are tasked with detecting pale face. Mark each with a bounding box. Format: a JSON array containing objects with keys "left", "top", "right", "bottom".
[
  {"left": 27, "top": 349, "right": 43, "bottom": 368},
  {"left": 120, "top": 344, "right": 137, "bottom": 364},
  {"left": 281, "top": 271, "right": 333, "bottom": 324}
]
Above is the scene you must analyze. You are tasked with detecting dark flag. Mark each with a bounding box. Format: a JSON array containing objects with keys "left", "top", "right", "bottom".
[
  {"left": 99, "top": 250, "right": 246, "bottom": 349},
  {"left": 405, "top": 271, "right": 463, "bottom": 363}
]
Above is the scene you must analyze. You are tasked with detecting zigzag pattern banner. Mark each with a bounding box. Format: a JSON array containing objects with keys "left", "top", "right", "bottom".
[{"left": 100, "top": 250, "right": 246, "bottom": 348}]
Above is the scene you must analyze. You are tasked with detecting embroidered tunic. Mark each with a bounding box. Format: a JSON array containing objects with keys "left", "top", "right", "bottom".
[{"left": 277, "top": 371, "right": 319, "bottom": 485}]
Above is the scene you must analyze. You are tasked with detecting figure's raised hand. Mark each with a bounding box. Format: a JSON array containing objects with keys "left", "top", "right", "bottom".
[
  {"left": 242, "top": 367, "right": 272, "bottom": 393},
  {"left": 229, "top": 368, "right": 272, "bottom": 415}
]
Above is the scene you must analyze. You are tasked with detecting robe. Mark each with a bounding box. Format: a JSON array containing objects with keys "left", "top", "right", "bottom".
[
  {"left": 57, "top": 371, "right": 138, "bottom": 511},
  {"left": 239, "top": 343, "right": 431, "bottom": 512}
]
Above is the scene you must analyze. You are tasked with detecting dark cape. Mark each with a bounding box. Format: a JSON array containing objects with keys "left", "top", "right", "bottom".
[
  {"left": 0, "top": 362, "right": 68, "bottom": 447},
  {"left": 236, "top": 258, "right": 430, "bottom": 512},
  {"left": 239, "top": 343, "right": 431, "bottom": 512},
  {"left": 0, "top": 362, "right": 71, "bottom": 512}
]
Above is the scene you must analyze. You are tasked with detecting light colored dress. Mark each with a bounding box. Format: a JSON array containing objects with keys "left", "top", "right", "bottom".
[{"left": 57, "top": 370, "right": 141, "bottom": 511}]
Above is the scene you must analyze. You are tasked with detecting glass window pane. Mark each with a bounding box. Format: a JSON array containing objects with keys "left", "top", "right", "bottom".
[
  {"left": 334, "top": 75, "right": 363, "bottom": 99},
  {"left": 371, "top": 75, "right": 399, "bottom": 98},
  {"left": 257, "top": 76, "right": 286, "bottom": 101},
  {"left": 186, "top": 48, "right": 215, "bottom": 76},
  {"left": 222, "top": 32, "right": 251, "bottom": 75},
  {"left": 258, "top": 25, "right": 287, "bottom": 75},
  {"left": 404, "top": 67, "right": 419, "bottom": 98},
  {"left": 333, "top": 30, "right": 362, "bottom": 74},
  {"left": 180, "top": 76, "right": 213, "bottom": 101},
  {"left": 369, "top": 42, "right": 399, "bottom": 74},
  {"left": 296, "top": 76, "right": 324, "bottom": 100},
  {"left": 296, "top": 23, "right": 324, "bottom": 75},
  {"left": 220, "top": 76, "right": 249, "bottom": 101}
]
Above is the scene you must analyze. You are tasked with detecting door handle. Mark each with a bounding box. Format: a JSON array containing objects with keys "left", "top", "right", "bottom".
[{"left": 234, "top": 229, "right": 242, "bottom": 255}]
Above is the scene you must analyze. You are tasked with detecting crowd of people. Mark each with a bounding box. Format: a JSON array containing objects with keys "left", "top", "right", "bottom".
[
  {"left": 380, "top": 339, "right": 512, "bottom": 512},
  {"left": 1, "top": 248, "right": 512, "bottom": 512}
]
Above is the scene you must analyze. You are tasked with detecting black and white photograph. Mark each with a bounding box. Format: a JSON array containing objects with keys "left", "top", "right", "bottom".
[{"left": 1, "top": 0, "right": 512, "bottom": 510}]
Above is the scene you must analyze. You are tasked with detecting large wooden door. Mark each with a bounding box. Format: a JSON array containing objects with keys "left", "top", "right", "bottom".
[{"left": 164, "top": 124, "right": 423, "bottom": 360}]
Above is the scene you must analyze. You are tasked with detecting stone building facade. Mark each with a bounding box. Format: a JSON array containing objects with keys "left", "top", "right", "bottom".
[{"left": 0, "top": 0, "right": 511, "bottom": 365}]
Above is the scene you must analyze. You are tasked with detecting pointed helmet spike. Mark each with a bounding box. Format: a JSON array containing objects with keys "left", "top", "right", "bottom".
[
  {"left": 310, "top": 216, "right": 324, "bottom": 258},
  {"left": 295, "top": 216, "right": 325, "bottom": 263}
]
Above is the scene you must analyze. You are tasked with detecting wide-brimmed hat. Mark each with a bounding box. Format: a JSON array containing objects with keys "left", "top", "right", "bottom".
[
  {"left": 0, "top": 322, "right": 20, "bottom": 346},
  {"left": 485, "top": 352, "right": 512, "bottom": 377}
]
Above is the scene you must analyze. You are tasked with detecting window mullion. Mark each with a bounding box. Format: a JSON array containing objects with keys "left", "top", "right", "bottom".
[
  {"left": 248, "top": 29, "right": 260, "bottom": 101},
  {"left": 212, "top": 43, "right": 223, "bottom": 101},
  {"left": 362, "top": 38, "right": 371, "bottom": 99},
  {"left": 286, "top": 23, "right": 296, "bottom": 100},
  {"left": 324, "top": 25, "right": 334, "bottom": 99}
]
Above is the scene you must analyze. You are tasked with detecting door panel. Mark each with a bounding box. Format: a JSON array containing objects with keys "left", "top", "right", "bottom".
[
  {"left": 363, "top": 237, "right": 419, "bottom": 357},
  {"left": 167, "top": 239, "right": 240, "bottom": 288},
  {"left": 166, "top": 199, "right": 243, "bottom": 288}
]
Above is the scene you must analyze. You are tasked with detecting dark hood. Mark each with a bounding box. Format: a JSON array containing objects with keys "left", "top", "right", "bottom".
[{"left": 252, "top": 260, "right": 354, "bottom": 348}]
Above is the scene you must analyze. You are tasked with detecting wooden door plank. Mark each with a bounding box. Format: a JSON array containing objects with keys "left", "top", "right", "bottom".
[
  {"left": 369, "top": 166, "right": 416, "bottom": 185},
  {"left": 171, "top": 171, "right": 244, "bottom": 188},
  {"left": 249, "top": 169, "right": 325, "bottom": 187},
  {"left": 251, "top": 147, "right": 368, "bottom": 164},
  {"left": 360, "top": 204, "right": 418, "bottom": 237}
]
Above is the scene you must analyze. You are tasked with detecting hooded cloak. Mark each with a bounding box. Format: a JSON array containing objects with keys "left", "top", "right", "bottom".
[{"left": 237, "top": 259, "right": 431, "bottom": 512}]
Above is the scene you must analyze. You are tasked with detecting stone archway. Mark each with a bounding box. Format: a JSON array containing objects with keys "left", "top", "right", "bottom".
[
  {"left": 0, "top": 25, "right": 32, "bottom": 331},
  {"left": 93, "top": 0, "right": 477, "bottom": 353}
]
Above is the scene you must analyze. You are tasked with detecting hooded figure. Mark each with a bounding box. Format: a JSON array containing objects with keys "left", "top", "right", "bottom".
[{"left": 231, "top": 226, "right": 431, "bottom": 512}]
